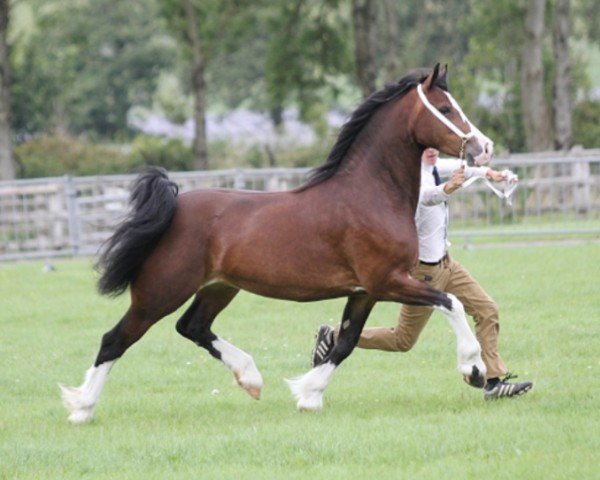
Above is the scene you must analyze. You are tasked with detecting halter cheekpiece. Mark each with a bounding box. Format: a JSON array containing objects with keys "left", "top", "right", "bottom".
[{"left": 416, "top": 83, "right": 474, "bottom": 160}]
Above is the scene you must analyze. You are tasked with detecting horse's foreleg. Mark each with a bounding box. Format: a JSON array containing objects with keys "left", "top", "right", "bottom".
[
  {"left": 175, "top": 284, "right": 263, "bottom": 400},
  {"left": 286, "top": 293, "right": 376, "bottom": 411},
  {"left": 60, "top": 308, "right": 157, "bottom": 424},
  {"left": 437, "top": 293, "right": 487, "bottom": 387}
]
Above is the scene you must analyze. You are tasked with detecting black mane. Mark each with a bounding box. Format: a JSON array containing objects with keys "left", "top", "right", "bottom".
[{"left": 297, "top": 68, "right": 447, "bottom": 191}]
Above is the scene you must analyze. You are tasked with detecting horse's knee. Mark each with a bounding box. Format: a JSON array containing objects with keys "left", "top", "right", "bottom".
[
  {"left": 176, "top": 316, "right": 214, "bottom": 349},
  {"left": 175, "top": 302, "right": 203, "bottom": 341},
  {"left": 175, "top": 316, "right": 193, "bottom": 339}
]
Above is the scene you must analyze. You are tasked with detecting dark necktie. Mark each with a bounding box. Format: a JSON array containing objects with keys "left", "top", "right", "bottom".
[{"left": 432, "top": 166, "right": 441, "bottom": 186}]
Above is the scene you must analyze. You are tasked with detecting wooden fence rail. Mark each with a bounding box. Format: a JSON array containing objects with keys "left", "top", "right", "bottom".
[{"left": 1, "top": 150, "right": 599, "bottom": 261}]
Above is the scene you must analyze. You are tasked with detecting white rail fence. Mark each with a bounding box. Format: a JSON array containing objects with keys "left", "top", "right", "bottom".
[{"left": 1, "top": 150, "right": 599, "bottom": 261}]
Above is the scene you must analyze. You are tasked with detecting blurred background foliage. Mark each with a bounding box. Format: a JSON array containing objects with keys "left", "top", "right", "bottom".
[{"left": 2, "top": 0, "right": 599, "bottom": 178}]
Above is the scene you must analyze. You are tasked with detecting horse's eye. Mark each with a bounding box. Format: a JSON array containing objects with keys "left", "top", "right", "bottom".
[{"left": 439, "top": 106, "right": 451, "bottom": 115}]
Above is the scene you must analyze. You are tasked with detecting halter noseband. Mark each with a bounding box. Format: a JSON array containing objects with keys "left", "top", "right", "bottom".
[{"left": 416, "top": 83, "right": 474, "bottom": 160}]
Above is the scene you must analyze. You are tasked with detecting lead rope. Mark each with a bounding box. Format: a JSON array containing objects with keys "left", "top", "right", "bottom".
[
  {"left": 461, "top": 170, "right": 519, "bottom": 206},
  {"left": 459, "top": 137, "right": 468, "bottom": 164}
]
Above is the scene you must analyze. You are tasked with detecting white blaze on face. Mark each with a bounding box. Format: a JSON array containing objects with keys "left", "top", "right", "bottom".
[
  {"left": 445, "top": 91, "right": 469, "bottom": 123},
  {"left": 445, "top": 91, "right": 494, "bottom": 165},
  {"left": 416, "top": 84, "right": 494, "bottom": 166}
]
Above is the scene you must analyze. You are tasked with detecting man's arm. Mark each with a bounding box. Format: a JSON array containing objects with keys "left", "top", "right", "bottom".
[
  {"left": 419, "top": 184, "right": 449, "bottom": 206},
  {"left": 443, "top": 165, "right": 466, "bottom": 194},
  {"left": 421, "top": 163, "right": 509, "bottom": 206},
  {"left": 436, "top": 158, "right": 491, "bottom": 180},
  {"left": 420, "top": 164, "right": 467, "bottom": 206}
]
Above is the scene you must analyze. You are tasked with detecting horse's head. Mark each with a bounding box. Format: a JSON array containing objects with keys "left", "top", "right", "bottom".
[{"left": 411, "top": 64, "right": 493, "bottom": 166}]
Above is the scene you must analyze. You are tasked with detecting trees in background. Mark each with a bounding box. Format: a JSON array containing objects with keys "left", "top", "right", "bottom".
[
  {"left": 10, "top": 0, "right": 176, "bottom": 139},
  {"left": 0, "top": 0, "right": 15, "bottom": 179},
  {"left": 159, "top": 0, "right": 209, "bottom": 170},
  {"left": 264, "top": 1, "right": 353, "bottom": 133},
  {"left": 2, "top": 0, "right": 600, "bottom": 179},
  {"left": 464, "top": 0, "right": 598, "bottom": 153},
  {"left": 553, "top": 0, "right": 572, "bottom": 150},
  {"left": 351, "top": 0, "right": 378, "bottom": 97},
  {"left": 521, "top": 0, "right": 553, "bottom": 152},
  {"left": 158, "top": 0, "right": 258, "bottom": 170}
]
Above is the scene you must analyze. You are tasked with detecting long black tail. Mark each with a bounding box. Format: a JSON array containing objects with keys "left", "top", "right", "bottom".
[{"left": 96, "top": 167, "right": 179, "bottom": 296}]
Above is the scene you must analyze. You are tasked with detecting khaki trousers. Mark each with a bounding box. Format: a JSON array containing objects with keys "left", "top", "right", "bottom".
[{"left": 352, "top": 255, "right": 507, "bottom": 379}]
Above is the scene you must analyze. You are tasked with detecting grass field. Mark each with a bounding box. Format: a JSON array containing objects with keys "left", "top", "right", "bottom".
[{"left": 1, "top": 243, "right": 599, "bottom": 479}]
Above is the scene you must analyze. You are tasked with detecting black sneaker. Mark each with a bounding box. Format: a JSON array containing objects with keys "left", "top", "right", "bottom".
[
  {"left": 484, "top": 373, "right": 533, "bottom": 400},
  {"left": 311, "top": 325, "right": 334, "bottom": 367}
]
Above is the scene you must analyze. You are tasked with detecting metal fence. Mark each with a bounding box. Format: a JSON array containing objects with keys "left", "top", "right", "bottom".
[
  {"left": 1, "top": 150, "right": 599, "bottom": 261},
  {"left": 0, "top": 168, "right": 311, "bottom": 261},
  {"left": 447, "top": 149, "right": 600, "bottom": 244}
]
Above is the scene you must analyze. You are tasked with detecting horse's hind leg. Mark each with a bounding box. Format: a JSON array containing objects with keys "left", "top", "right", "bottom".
[
  {"left": 379, "top": 272, "right": 487, "bottom": 388},
  {"left": 175, "top": 283, "right": 264, "bottom": 400},
  {"left": 286, "top": 293, "right": 376, "bottom": 411},
  {"left": 60, "top": 306, "right": 161, "bottom": 424},
  {"left": 437, "top": 293, "right": 487, "bottom": 388}
]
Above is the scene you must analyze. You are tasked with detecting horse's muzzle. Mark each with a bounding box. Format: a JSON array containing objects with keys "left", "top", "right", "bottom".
[{"left": 470, "top": 143, "right": 493, "bottom": 166}]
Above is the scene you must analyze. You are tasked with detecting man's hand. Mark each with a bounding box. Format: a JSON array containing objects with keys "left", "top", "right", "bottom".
[
  {"left": 443, "top": 165, "right": 465, "bottom": 194},
  {"left": 486, "top": 169, "right": 507, "bottom": 182}
]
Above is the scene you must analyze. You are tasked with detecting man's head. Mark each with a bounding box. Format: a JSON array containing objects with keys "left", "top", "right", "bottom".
[{"left": 422, "top": 148, "right": 439, "bottom": 166}]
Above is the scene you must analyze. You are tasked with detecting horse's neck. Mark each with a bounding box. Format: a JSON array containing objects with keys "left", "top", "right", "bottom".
[
  {"left": 327, "top": 142, "right": 421, "bottom": 216},
  {"left": 353, "top": 102, "right": 421, "bottom": 201}
]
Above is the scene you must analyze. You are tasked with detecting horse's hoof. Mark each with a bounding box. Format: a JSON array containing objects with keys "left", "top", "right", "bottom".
[
  {"left": 285, "top": 377, "right": 324, "bottom": 411},
  {"left": 296, "top": 396, "right": 323, "bottom": 412},
  {"left": 233, "top": 369, "right": 263, "bottom": 400},
  {"left": 68, "top": 409, "right": 94, "bottom": 425},
  {"left": 463, "top": 366, "right": 486, "bottom": 389},
  {"left": 244, "top": 386, "right": 261, "bottom": 400}
]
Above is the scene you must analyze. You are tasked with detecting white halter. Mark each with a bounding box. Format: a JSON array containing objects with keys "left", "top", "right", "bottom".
[
  {"left": 416, "top": 83, "right": 474, "bottom": 160},
  {"left": 462, "top": 170, "right": 519, "bottom": 206}
]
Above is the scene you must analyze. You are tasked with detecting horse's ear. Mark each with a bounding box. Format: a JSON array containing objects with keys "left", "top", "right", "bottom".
[
  {"left": 439, "top": 64, "right": 448, "bottom": 80},
  {"left": 437, "top": 64, "right": 448, "bottom": 90},
  {"left": 422, "top": 63, "right": 440, "bottom": 91}
]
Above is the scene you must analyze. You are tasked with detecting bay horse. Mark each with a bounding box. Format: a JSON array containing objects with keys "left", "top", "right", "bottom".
[{"left": 61, "top": 64, "right": 494, "bottom": 424}]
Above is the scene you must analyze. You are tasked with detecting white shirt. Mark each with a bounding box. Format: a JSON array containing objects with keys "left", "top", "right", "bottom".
[{"left": 416, "top": 159, "right": 489, "bottom": 262}]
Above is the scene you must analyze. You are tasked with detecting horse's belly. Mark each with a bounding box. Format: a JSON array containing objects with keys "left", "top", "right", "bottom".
[
  {"left": 218, "top": 243, "right": 360, "bottom": 301},
  {"left": 227, "top": 276, "right": 360, "bottom": 302}
]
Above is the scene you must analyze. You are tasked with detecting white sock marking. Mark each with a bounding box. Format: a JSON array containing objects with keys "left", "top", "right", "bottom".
[
  {"left": 212, "top": 338, "right": 263, "bottom": 393},
  {"left": 60, "top": 360, "right": 115, "bottom": 424},
  {"left": 286, "top": 362, "right": 336, "bottom": 411},
  {"left": 438, "top": 294, "right": 487, "bottom": 379}
]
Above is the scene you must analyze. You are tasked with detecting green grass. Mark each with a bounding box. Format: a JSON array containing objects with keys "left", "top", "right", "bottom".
[{"left": 1, "top": 243, "right": 599, "bottom": 479}]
